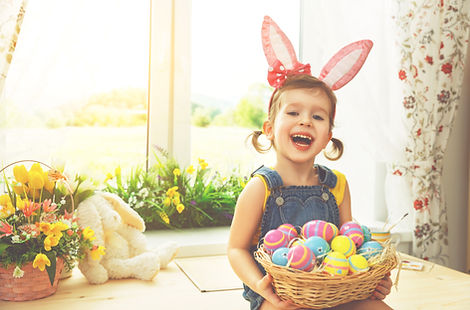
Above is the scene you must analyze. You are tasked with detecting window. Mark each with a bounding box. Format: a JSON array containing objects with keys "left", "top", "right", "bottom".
[{"left": 1, "top": 0, "right": 150, "bottom": 178}]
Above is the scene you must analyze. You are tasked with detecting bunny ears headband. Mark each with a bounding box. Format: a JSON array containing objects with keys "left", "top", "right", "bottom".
[{"left": 262, "top": 16, "right": 373, "bottom": 111}]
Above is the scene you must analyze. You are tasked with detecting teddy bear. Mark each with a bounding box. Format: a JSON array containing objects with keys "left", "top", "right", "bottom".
[{"left": 76, "top": 191, "right": 178, "bottom": 284}]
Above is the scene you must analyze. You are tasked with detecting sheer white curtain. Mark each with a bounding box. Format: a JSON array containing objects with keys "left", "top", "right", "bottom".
[{"left": 300, "top": 0, "right": 411, "bottom": 227}]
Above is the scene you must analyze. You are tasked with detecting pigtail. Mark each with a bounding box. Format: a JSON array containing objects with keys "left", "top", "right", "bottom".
[
  {"left": 247, "top": 130, "right": 272, "bottom": 153},
  {"left": 323, "top": 137, "right": 343, "bottom": 161}
]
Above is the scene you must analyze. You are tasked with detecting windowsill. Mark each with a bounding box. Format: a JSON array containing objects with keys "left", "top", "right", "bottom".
[{"left": 144, "top": 222, "right": 413, "bottom": 258}]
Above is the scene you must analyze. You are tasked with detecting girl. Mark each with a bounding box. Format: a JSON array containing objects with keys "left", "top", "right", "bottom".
[{"left": 227, "top": 16, "right": 393, "bottom": 310}]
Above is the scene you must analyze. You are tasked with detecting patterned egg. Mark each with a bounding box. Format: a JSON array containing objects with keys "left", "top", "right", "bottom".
[
  {"left": 348, "top": 254, "right": 369, "bottom": 274},
  {"left": 340, "top": 221, "right": 364, "bottom": 248},
  {"left": 263, "top": 229, "right": 288, "bottom": 253},
  {"left": 287, "top": 244, "right": 315, "bottom": 271},
  {"left": 361, "top": 225, "right": 372, "bottom": 243},
  {"left": 331, "top": 235, "right": 356, "bottom": 258},
  {"left": 358, "top": 241, "right": 383, "bottom": 260},
  {"left": 302, "top": 220, "right": 337, "bottom": 242},
  {"left": 271, "top": 247, "right": 290, "bottom": 266},
  {"left": 277, "top": 223, "right": 298, "bottom": 242},
  {"left": 304, "top": 236, "right": 330, "bottom": 259},
  {"left": 290, "top": 238, "right": 305, "bottom": 248},
  {"left": 322, "top": 251, "right": 349, "bottom": 276},
  {"left": 329, "top": 222, "right": 339, "bottom": 241}
]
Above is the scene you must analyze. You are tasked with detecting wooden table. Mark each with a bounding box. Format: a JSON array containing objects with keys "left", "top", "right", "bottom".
[{"left": 386, "top": 254, "right": 470, "bottom": 309}]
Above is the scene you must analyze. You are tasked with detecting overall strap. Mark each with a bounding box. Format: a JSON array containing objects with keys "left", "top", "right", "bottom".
[
  {"left": 250, "top": 165, "right": 283, "bottom": 190},
  {"left": 316, "top": 164, "right": 338, "bottom": 188}
]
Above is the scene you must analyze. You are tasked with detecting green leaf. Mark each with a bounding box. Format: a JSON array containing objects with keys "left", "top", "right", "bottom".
[
  {"left": 45, "top": 252, "right": 57, "bottom": 286},
  {"left": 0, "top": 242, "right": 10, "bottom": 255}
]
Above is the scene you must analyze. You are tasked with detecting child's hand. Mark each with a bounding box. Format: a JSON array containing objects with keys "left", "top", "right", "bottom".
[
  {"left": 256, "top": 274, "right": 300, "bottom": 310},
  {"left": 370, "top": 272, "right": 393, "bottom": 300}
]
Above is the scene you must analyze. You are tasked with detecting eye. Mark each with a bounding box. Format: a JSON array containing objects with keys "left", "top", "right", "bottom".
[
  {"left": 313, "top": 115, "right": 324, "bottom": 120},
  {"left": 287, "top": 111, "right": 299, "bottom": 116}
]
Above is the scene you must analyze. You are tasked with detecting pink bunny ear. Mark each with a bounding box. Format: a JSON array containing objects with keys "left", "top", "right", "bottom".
[
  {"left": 319, "top": 40, "right": 373, "bottom": 90},
  {"left": 262, "top": 16, "right": 311, "bottom": 88}
]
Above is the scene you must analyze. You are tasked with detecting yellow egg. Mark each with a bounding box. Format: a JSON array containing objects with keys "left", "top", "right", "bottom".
[
  {"left": 331, "top": 235, "right": 356, "bottom": 258},
  {"left": 322, "top": 251, "right": 349, "bottom": 276},
  {"left": 348, "top": 254, "right": 369, "bottom": 274}
]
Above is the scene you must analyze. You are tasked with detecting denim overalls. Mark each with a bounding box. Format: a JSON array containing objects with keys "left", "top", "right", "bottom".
[{"left": 242, "top": 165, "right": 341, "bottom": 310}]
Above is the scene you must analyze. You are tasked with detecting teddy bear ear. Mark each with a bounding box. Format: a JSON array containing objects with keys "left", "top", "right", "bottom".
[{"left": 99, "top": 192, "right": 146, "bottom": 232}]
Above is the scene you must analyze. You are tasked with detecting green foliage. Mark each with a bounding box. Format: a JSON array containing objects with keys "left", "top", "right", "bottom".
[
  {"left": 103, "top": 147, "right": 246, "bottom": 230},
  {"left": 191, "top": 107, "right": 212, "bottom": 127}
]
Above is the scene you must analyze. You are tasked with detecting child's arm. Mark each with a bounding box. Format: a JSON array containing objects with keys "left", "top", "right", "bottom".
[{"left": 227, "top": 177, "right": 298, "bottom": 310}]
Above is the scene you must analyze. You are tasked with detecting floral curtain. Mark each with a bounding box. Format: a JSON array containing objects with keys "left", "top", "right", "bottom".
[
  {"left": 0, "top": 0, "right": 27, "bottom": 98},
  {"left": 394, "top": 0, "right": 470, "bottom": 264}
]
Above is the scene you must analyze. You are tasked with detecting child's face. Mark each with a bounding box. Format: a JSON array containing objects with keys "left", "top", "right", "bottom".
[{"left": 264, "top": 88, "right": 333, "bottom": 164}]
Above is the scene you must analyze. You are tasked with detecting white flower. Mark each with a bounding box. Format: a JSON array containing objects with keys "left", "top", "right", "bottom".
[
  {"left": 128, "top": 196, "right": 137, "bottom": 204},
  {"left": 12, "top": 266, "right": 24, "bottom": 278},
  {"left": 138, "top": 188, "right": 149, "bottom": 198},
  {"left": 60, "top": 198, "right": 66, "bottom": 205},
  {"left": 11, "top": 235, "right": 21, "bottom": 243},
  {"left": 136, "top": 201, "right": 145, "bottom": 209}
]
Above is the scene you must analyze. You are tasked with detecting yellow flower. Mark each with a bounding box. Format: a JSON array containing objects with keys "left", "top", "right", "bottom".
[
  {"left": 12, "top": 183, "right": 27, "bottom": 195},
  {"left": 0, "top": 194, "right": 12, "bottom": 207},
  {"left": 172, "top": 196, "right": 180, "bottom": 205},
  {"left": 0, "top": 195, "right": 14, "bottom": 219},
  {"left": 163, "top": 197, "right": 171, "bottom": 207},
  {"left": 176, "top": 203, "right": 185, "bottom": 214},
  {"left": 43, "top": 172, "right": 55, "bottom": 194},
  {"left": 40, "top": 222, "right": 53, "bottom": 235},
  {"left": 13, "top": 165, "right": 29, "bottom": 184},
  {"left": 82, "top": 227, "right": 96, "bottom": 241},
  {"left": 166, "top": 186, "right": 178, "bottom": 198},
  {"left": 115, "top": 166, "right": 121, "bottom": 178},
  {"left": 104, "top": 172, "right": 114, "bottom": 183},
  {"left": 44, "top": 234, "right": 60, "bottom": 251},
  {"left": 50, "top": 222, "right": 68, "bottom": 236},
  {"left": 16, "top": 196, "right": 25, "bottom": 210},
  {"left": 160, "top": 212, "right": 170, "bottom": 224},
  {"left": 90, "top": 245, "right": 106, "bottom": 260},
  {"left": 29, "top": 171, "right": 44, "bottom": 189},
  {"left": 186, "top": 165, "right": 195, "bottom": 174},
  {"left": 173, "top": 168, "right": 181, "bottom": 176},
  {"left": 198, "top": 158, "right": 208, "bottom": 170},
  {"left": 30, "top": 163, "right": 44, "bottom": 174},
  {"left": 33, "top": 253, "right": 51, "bottom": 271}
]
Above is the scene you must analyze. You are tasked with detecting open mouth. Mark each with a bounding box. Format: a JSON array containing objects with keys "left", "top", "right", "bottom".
[{"left": 291, "top": 134, "right": 313, "bottom": 146}]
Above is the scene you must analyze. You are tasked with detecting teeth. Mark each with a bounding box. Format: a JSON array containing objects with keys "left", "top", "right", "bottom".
[{"left": 292, "top": 134, "right": 311, "bottom": 141}]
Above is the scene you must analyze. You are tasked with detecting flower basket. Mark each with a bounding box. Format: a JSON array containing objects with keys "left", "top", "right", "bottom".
[
  {"left": 0, "top": 160, "right": 98, "bottom": 301},
  {"left": 0, "top": 257, "right": 64, "bottom": 301},
  {"left": 254, "top": 243, "right": 398, "bottom": 309}
]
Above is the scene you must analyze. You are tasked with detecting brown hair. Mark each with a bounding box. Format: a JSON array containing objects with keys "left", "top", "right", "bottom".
[{"left": 249, "top": 74, "right": 344, "bottom": 160}]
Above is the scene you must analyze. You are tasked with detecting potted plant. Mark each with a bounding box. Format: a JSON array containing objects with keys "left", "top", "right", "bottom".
[{"left": 0, "top": 160, "right": 103, "bottom": 301}]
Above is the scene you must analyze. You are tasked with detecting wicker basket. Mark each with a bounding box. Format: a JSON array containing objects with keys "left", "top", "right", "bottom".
[
  {"left": 254, "top": 244, "right": 398, "bottom": 309},
  {"left": 0, "top": 258, "right": 64, "bottom": 301}
]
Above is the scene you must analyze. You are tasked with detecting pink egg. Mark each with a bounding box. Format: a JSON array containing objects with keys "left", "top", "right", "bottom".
[
  {"left": 340, "top": 221, "right": 364, "bottom": 248},
  {"left": 277, "top": 223, "right": 298, "bottom": 241},
  {"left": 263, "top": 229, "right": 288, "bottom": 253},
  {"left": 302, "top": 220, "right": 337, "bottom": 242},
  {"left": 287, "top": 244, "right": 315, "bottom": 271}
]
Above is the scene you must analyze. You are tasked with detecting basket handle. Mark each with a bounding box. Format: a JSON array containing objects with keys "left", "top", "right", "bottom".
[{"left": 0, "top": 159, "right": 74, "bottom": 213}]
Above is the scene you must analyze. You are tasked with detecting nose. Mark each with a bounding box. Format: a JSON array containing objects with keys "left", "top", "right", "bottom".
[{"left": 299, "top": 115, "right": 312, "bottom": 127}]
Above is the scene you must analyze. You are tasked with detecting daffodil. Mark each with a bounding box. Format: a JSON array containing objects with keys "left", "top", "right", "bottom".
[
  {"left": 166, "top": 186, "right": 178, "bottom": 198},
  {"left": 16, "top": 195, "right": 25, "bottom": 210},
  {"left": 43, "top": 172, "right": 55, "bottom": 193},
  {"left": 50, "top": 221, "right": 69, "bottom": 235},
  {"left": 173, "top": 168, "right": 181, "bottom": 176},
  {"left": 82, "top": 226, "right": 96, "bottom": 241},
  {"left": 198, "top": 158, "right": 208, "bottom": 170},
  {"left": 176, "top": 203, "right": 185, "bottom": 214},
  {"left": 90, "top": 245, "right": 106, "bottom": 260},
  {"left": 40, "top": 222, "right": 53, "bottom": 235},
  {"left": 172, "top": 196, "right": 180, "bottom": 205},
  {"left": 13, "top": 165, "right": 29, "bottom": 184},
  {"left": 186, "top": 165, "right": 195, "bottom": 174},
  {"left": 44, "top": 234, "right": 60, "bottom": 251},
  {"left": 163, "top": 197, "right": 171, "bottom": 207},
  {"left": 104, "top": 172, "right": 114, "bottom": 183},
  {"left": 0, "top": 195, "right": 15, "bottom": 219},
  {"left": 32, "top": 253, "right": 51, "bottom": 271}
]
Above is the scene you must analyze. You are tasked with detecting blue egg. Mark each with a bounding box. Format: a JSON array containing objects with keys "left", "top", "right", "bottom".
[
  {"left": 304, "top": 236, "right": 330, "bottom": 260},
  {"left": 361, "top": 225, "right": 372, "bottom": 243},
  {"left": 271, "top": 247, "right": 290, "bottom": 266},
  {"left": 358, "top": 241, "right": 383, "bottom": 260}
]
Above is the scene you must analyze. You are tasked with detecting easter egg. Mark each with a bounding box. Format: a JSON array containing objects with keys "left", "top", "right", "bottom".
[
  {"left": 290, "top": 237, "right": 305, "bottom": 247},
  {"left": 361, "top": 225, "right": 372, "bottom": 243},
  {"left": 304, "top": 236, "right": 330, "bottom": 259},
  {"left": 271, "top": 247, "right": 290, "bottom": 266},
  {"left": 322, "top": 251, "right": 349, "bottom": 276},
  {"left": 331, "top": 235, "right": 356, "bottom": 258},
  {"left": 358, "top": 241, "right": 383, "bottom": 260},
  {"left": 340, "top": 221, "right": 364, "bottom": 248},
  {"left": 263, "top": 229, "right": 288, "bottom": 253},
  {"left": 287, "top": 244, "right": 315, "bottom": 271},
  {"left": 348, "top": 254, "right": 369, "bottom": 274},
  {"left": 277, "top": 223, "right": 298, "bottom": 241},
  {"left": 302, "top": 220, "right": 337, "bottom": 242}
]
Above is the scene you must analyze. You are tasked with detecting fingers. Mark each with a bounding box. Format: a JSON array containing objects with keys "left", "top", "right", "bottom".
[
  {"left": 258, "top": 275, "right": 300, "bottom": 310},
  {"left": 370, "top": 275, "right": 393, "bottom": 300}
]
